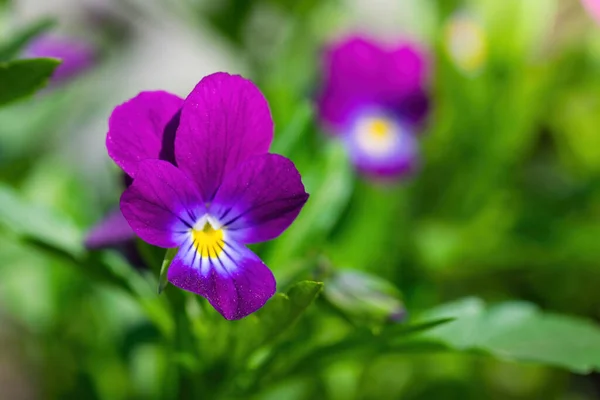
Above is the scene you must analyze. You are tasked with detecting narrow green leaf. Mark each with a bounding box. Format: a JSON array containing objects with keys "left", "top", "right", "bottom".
[
  {"left": 158, "top": 248, "right": 178, "bottom": 294},
  {"left": 419, "top": 298, "right": 600, "bottom": 374},
  {"left": 270, "top": 101, "right": 314, "bottom": 156},
  {"left": 0, "top": 183, "right": 83, "bottom": 257},
  {"left": 0, "top": 18, "right": 55, "bottom": 61},
  {"left": 282, "top": 317, "right": 453, "bottom": 376},
  {"left": 0, "top": 58, "right": 60, "bottom": 106}
]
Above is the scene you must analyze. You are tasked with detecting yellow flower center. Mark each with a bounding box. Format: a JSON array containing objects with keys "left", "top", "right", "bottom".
[
  {"left": 355, "top": 116, "right": 397, "bottom": 156},
  {"left": 369, "top": 118, "right": 391, "bottom": 140},
  {"left": 192, "top": 222, "right": 225, "bottom": 258}
]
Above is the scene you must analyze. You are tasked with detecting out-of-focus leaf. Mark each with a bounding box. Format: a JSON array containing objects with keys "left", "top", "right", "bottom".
[
  {"left": 286, "top": 318, "right": 453, "bottom": 376},
  {"left": 0, "top": 58, "right": 60, "bottom": 106},
  {"left": 256, "top": 280, "right": 323, "bottom": 344},
  {"left": 235, "top": 280, "right": 323, "bottom": 361},
  {"left": 158, "top": 248, "right": 177, "bottom": 294},
  {"left": 0, "top": 18, "right": 55, "bottom": 61},
  {"left": 270, "top": 101, "right": 314, "bottom": 156},
  {"left": 419, "top": 298, "right": 600, "bottom": 374},
  {"left": 0, "top": 182, "right": 83, "bottom": 257}
]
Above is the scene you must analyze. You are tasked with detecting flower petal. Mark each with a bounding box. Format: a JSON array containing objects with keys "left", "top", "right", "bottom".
[
  {"left": 120, "top": 160, "right": 204, "bottom": 248},
  {"left": 107, "top": 91, "right": 183, "bottom": 177},
  {"left": 210, "top": 154, "right": 309, "bottom": 244},
  {"left": 318, "top": 35, "right": 428, "bottom": 131},
  {"left": 84, "top": 207, "right": 134, "bottom": 249},
  {"left": 167, "top": 239, "right": 276, "bottom": 320},
  {"left": 175, "top": 72, "right": 274, "bottom": 201}
]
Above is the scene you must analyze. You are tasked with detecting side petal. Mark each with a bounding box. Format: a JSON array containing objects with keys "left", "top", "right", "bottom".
[
  {"left": 167, "top": 239, "right": 276, "bottom": 320},
  {"left": 175, "top": 72, "right": 274, "bottom": 201},
  {"left": 107, "top": 91, "right": 183, "bottom": 177},
  {"left": 120, "top": 160, "right": 204, "bottom": 248},
  {"left": 84, "top": 208, "right": 134, "bottom": 249},
  {"left": 210, "top": 154, "right": 309, "bottom": 244}
]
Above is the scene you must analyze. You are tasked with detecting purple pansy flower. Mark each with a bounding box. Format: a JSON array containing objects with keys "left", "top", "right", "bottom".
[
  {"left": 24, "top": 35, "right": 96, "bottom": 84},
  {"left": 317, "top": 35, "right": 430, "bottom": 179},
  {"left": 107, "top": 72, "right": 309, "bottom": 320}
]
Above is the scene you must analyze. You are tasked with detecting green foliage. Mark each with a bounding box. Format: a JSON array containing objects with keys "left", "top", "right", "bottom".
[
  {"left": 0, "top": 182, "right": 82, "bottom": 256},
  {"left": 0, "top": 58, "right": 60, "bottom": 106},
  {"left": 158, "top": 248, "right": 178, "bottom": 294},
  {"left": 1, "top": 0, "right": 600, "bottom": 399},
  {"left": 420, "top": 298, "right": 600, "bottom": 374},
  {"left": 256, "top": 280, "right": 323, "bottom": 343},
  {"left": 0, "top": 18, "right": 55, "bottom": 61}
]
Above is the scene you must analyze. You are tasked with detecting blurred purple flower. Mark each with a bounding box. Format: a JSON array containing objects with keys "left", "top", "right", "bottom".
[
  {"left": 582, "top": 0, "right": 600, "bottom": 24},
  {"left": 109, "top": 72, "right": 308, "bottom": 320},
  {"left": 24, "top": 35, "right": 96, "bottom": 84},
  {"left": 317, "top": 35, "right": 430, "bottom": 179}
]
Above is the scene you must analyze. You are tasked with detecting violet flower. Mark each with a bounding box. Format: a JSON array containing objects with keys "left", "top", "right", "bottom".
[
  {"left": 24, "top": 35, "right": 96, "bottom": 84},
  {"left": 317, "top": 35, "right": 430, "bottom": 179},
  {"left": 582, "top": 0, "right": 600, "bottom": 24},
  {"left": 108, "top": 72, "right": 309, "bottom": 320}
]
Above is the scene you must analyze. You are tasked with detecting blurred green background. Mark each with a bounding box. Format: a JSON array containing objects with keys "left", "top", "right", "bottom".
[{"left": 1, "top": 0, "right": 600, "bottom": 399}]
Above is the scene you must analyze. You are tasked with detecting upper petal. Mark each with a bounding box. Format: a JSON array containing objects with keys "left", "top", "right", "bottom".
[
  {"left": 120, "top": 160, "right": 204, "bottom": 248},
  {"left": 167, "top": 238, "right": 276, "bottom": 320},
  {"left": 84, "top": 207, "right": 134, "bottom": 249},
  {"left": 175, "top": 72, "right": 274, "bottom": 201},
  {"left": 210, "top": 153, "right": 309, "bottom": 244},
  {"left": 106, "top": 91, "right": 183, "bottom": 178},
  {"left": 318, "top": 35, "right": 429, "bottom": 130}
]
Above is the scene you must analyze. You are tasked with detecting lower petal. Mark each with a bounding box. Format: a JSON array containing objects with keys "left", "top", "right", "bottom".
[{"left": 167, "top": 238, "right": 275, "bottom": 320}]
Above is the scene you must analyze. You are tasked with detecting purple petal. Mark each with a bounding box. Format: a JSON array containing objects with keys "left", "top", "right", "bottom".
[
  {"left": 84, "top": 207, "right": 134, "bottom": 249},
  {"left": 318, "top": 35, "right": 429, "bottom": 131},
  {"left": 120, "top": 160, "right": 204, "bottom": 248},
  {"left": 167, "top": 238, "right": 275, "bottom": 320},
  {"left": 175, "top": 72, "right": 274, "bottom": 201},
  {"left": 210, "top": 154, "right": 309, "bottom": 244},
  {"left": 24, "top": 35, "right": 96, "bottom": 83},
  {"left": 106, "top": 91, "right": 183, "bottom": 178},
  {"left": 343, "top": 109, "right": 420, "bottom": 179}
]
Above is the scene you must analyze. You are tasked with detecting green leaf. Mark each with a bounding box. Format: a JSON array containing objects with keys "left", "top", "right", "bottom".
[
  {"left": 0, "top": 18, "right": 55, "bottom": 61},
  {"left": 0, "top": 183, "right": 83, "bottom": 257},
  {"left": 419, "top": 298, "right": 600, "bottom": 374},
  {"left": 282, "top": 317, "right": 453, "bottom": 376},
  {"left": 270, "top": 101, "right": 314, "bottom": 156},
  {"left": 0, "top": 58, "right": 60, "bottom": 106},
  {"left": 158, "top": 248, "right": 178, "bottom": 294},
  {"left": 257, "top": 280, "right": 323, "bottom": 344}
]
